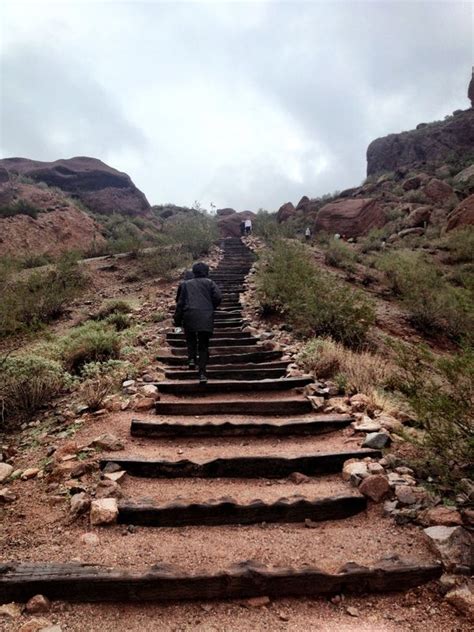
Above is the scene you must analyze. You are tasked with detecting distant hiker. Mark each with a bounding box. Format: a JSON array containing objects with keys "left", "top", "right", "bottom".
[
  {"left": 240, "top": 220, "right": 246, "bottom": 236},
  {"left": 244, "top": 218, "right": 252, "bottom": 235},
  {"left": 304, "top": 227, "right": 311, "bottom": 241},
  {"left": 173, "top": 262, "right": 222, "bottom": 383}
]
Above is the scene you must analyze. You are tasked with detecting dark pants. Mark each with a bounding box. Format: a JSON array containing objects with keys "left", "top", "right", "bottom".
[{"left": 185, "top": 330, "right": 211, "bottom": 372}]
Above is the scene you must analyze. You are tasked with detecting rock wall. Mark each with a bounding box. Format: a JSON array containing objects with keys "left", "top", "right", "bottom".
[
  {"left": 0, "top": 156, "right": 150, "bottom": 216},
  {"left": 366, "top": 109, "right": 474, "bottom": 176}
]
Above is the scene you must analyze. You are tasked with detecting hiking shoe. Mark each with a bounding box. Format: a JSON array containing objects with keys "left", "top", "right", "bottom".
[
  {"left": 198, "top": 372, "right": 208, "bottom": 384},
  {"left": 188, "top": 360, "right": 196, "bottom": 370}
]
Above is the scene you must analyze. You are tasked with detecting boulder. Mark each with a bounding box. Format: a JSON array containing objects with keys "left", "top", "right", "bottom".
[
  {"left": 0, "top": 156, "right": 150, "bottom": 216},
  {"left": 217, "top": 210, "right": 256, "bottom": 238},
  {"left": 0, "top": 463, "right": 13, "bottom": 483},
  {"left": 446, "top": 194, "right": 474, "bottom": 231},
  {"left": 315, "top": 198, "right": 385, "bottom": 238},
  {"left": 423, "top": 525, "right": 472, "bottom": 572},
  {"left": 276, "top": 202, "right": 296, "bottom": 223},
  {"left": 402, "top": 175, "right": 422, "bottom": 191},
  {"left": 453, "top": 164, "right": 474, "bottom": 189},
  {"left": 423, "top": 178, "right": 457, "bottom": 206},
  {"left": 367, "top": 109, "right": 474, "bottom": 175},
  {"left": 404, "top": 205, "right": 432, "bottom": 228},
  {"left": 358, "top": 474, "right": 390, "bottom": 502},
  {"left": 90, "top": 498, "right": 118, "bottom": 525}
]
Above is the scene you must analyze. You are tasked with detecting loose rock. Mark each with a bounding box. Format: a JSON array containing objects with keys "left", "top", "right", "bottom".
[
  {"left": 445, "top": 583, "right": 474, "bottom": 618},
  {"left": 0, "top": 487, "right": 17, "bottom": 503},
  {"left": 90, "top": 497, "right": 118, "bottom": 525},
  {"left": 423, "top": 525, "right": 472, "bottom": 572},
  {"left": 91, "top": 433, "right": 124, "bottom": 451},
  {"left": 418, "top": 506, "right": 463, "bottom": 527},
  {"left": 21, "top": 468, "right": 40, "bottom": 480},
  {"left": 0, "top": 463, "right": 13, "bottom": 483},
  {"left": 70, "top": 492, "right": 91, "bottom": 517},
  {"left": 288, "top": 471, "right": 311, "bottom": 485},
  {"left": 362, "top": 432, "right": 391, "bottom": 449},
  {"left": 0, "top": 603, "right": 21, "bottom": 618},
  {"left": 96, "top": 479, "right": 123, "bottom": 499},
  {"left": 25, "top": 595, "right": 51, "bottom": 614},
  {"left": 359, "top": 474, "right": 390, "bottom": 502}
]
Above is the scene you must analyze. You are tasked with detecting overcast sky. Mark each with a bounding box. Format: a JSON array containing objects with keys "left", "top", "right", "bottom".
[{"left": 0, "top": 1, "right": 472, "bottom": 210}]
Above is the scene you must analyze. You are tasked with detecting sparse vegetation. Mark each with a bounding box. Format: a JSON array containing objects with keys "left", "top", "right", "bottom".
[
  {"left": 165, "top": 213, "right": 218, "bottom": 258},
  {"left": 137, "top": 247, "right": 191, "bottom": 280},
  {"left": 59, "top": 321, "right": 122, "bottom": 373},
  {"left": 442, "top": 227, "right": 474, "bottom": 264},
  {"left": 0, "top": 199, "right": 42, "bottom": 219},
  {"left": 0, "top": 354, "right": 68, "bottom": 430},
  {"left": 324, "top": 238, "right": 358, "bottom": 271},
  {"left": 256, "top": 240, "right": 374, "bottom": 347},
  {"left": 78, "top": 360, "right": 131, "bottom": 411},
  {"left": 394, "top": 343, "right": 474, "bottom": 487}
]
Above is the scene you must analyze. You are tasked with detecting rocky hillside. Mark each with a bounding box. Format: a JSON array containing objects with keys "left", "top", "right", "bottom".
[{"left": 0, "top": 156, "right": 150, "bottom": 216}]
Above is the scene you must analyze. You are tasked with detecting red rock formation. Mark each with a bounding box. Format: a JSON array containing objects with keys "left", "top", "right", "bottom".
[
  {"left": 423, "top": 178, "right": 457, "bottom": 206},
  {"left": 0, "top": 181, "right": 105, "bottom": 257},
  {"left": 276, "top": 202, "right": 296, "bottom": 223},
  {"left": 315, "top": 198, "right": 385, "bottom": 237},
  {"left": 0, "top": 156, "right": 150, "bottom": 216},
  {"left": 217, "top": 210, "right": 256, "bottom": 238},
  {"left": 366, "top": 109, "right": 474, "bottom": 175},
  {"left": 446, "top": 194, "right": 474, "bottom": 231}
]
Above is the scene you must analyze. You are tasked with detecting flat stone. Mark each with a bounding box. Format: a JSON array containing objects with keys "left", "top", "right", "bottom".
[
  {"left": 419, "top": 506, "right": 463, "bottom": 527},
  {"left": 353, "top": 416, "right": 381, "bottom": 432},
  {"left": 288, "top": 471, "right": 311, "bottom": 484},
  {"left": 91, "top": 433, "right": 124, "bottom": 451},
  {"left": 90, "top": 498, "right": 118, "bottom": 525},
  {"left": 103, "top": 470, "right": 126, "bottom": 483},
  {"left": 133, "top": 397, "right": 156, "bottom": 410},
  {"left": 0, "top": 463, "right": 13, "bottom": 483},
  {"left": 122, "top": 380, "right": 136, "bottom": 388},
  {"left": 21, "top": 468, "right": 40, "bottom": 480},
  {"left": 367, "top": 462, "right": 385, "bottom": 475},
  {"left": 95, "top": 479, "right": 123, "bottom": 499},
  {"left": 359, "top": 474, "right": 390, "bottom": 502},
  {"left": 362, "top": 432, "right": 391, "bottom": 449}
]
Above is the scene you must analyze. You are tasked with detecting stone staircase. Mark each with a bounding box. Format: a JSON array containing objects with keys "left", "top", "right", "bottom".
[{"left": 0, "top": 237, "right": 441, "bottom": 604}]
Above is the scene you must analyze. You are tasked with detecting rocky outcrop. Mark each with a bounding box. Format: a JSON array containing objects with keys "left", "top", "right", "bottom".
[
  {"left": 446, "top": 194, "right": 474, "bottom": 231},
  {"left": 217, "top": 209, "right": 256, "bottom": 238},
  {"left": 0, "top": 156, "right": 150, "bottom": 216},
  {"left": 0, "top": 180, "right": 105, "bottom": 257},
  {"left": 315, "top": 198, "right": 385, "bottom": 237},
  {"left": 277, "top": 202, "right": 296, "bottom": 223},
  {"left": 367, "top": 109, "right": 474, "bottom": 176}
]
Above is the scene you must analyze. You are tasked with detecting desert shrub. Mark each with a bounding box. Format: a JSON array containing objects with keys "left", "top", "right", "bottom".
[
  {"left": 78, "top": 360, "right": 130, "bottom": 411},
  {"left": 442, "top": 227, "right": 474, "bottom": 264},
  {"left": 298, "top": 337, "right": 394, "bottom": 394},
  {"left": 165, "top": 213, "right": 218, "bottom": 258},
  {"left": 104, "top": 312, "right": 131, "bottom": 331},
  {"left": 256, "top": 240, "right": 374, "bottom": 347},
  {"left": 0, "top": 199, "right": 42, "bottom": 219},
  {"left": 377, "top": 250, "right": 473, "bottom": 340},
  {"left": 151, "top": 310, "right": 168, "bottom": 323},
  {"left": 93, "top": 299, "right": 132, "bottom": 320},
  {"left": 360, "top": 227, "right": 391, "bottom": 253},
  {"left": 394, "top": 344, "right": 473, "bottom": 487},
  {"left": 403, "top": 190, "right": 428, "bottom": 204},
  {"left": 60, "top": 321, "right": 121, "bottom": 373},
  {"left": 253, "top": 211, "right": 298, "bottom": 241},
  {"left": 324, "top": 239, "right": 358, "bottom": 271},
  {"left": 137, "top": 247, "right": 191, "bottom": 280},
  {"left": 0, "top": 254, "right": 86, "bottom": 338},
  {"left": 0, "top": 354, "right": 67, "bottom": 429},
  {"left": 447, "top": 263, "right": 474, "bottom": 292}
]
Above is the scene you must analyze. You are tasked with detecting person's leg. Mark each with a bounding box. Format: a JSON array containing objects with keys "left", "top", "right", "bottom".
[
  {"left": 197, "top": 331, "right": 211, "bottom": 381},
  {"left": 184, "top": 329, "right": 197, "bottom": 369}
]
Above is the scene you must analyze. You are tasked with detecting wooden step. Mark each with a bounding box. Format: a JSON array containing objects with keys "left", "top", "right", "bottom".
[
  {"left": 100, "top": 450, "right": 382, "bottom": 478},
  {"left": 214, "top": 320, "right": 245, "bottom": 328},
  {"left": 166, "top": 331, "right": 250, "bottom": 340},
  {"left": 130, "top": 415, "right": 352, "bottom": 438},
  {"left": 156, "top": 350, "right": 283, "bottom": 365},
  {"left": 0, "top": 560, "right": 441, "bottom": 603},
  {"left": 167, "top": 338, "right": 257, "bottom": 348},
  {"left": 164, "top": 367, "right": 287, "bottom": 380},
  {"left": 170, "top": 345, "right": 258, "bottom": 356},
  {"left": 117, "top": 494, "right": 367, "bottom": 527},
  {"left": 156, "top": 377, "right": 313, "bottom": 395},
  {"left": 154, "top": 399, "right": 312, "bottom": 415}
]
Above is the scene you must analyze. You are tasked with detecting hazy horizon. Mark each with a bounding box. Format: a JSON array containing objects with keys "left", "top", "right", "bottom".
[{"left": 1, "top": 0, "right": 472, "bottom": 211}]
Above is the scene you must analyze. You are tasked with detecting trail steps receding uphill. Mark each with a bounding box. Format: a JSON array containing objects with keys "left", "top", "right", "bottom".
[{"left": 2, "top": 237, "right": 441, "bottom": 608}]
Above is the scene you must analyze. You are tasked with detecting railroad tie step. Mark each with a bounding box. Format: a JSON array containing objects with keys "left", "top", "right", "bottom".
[
  {"left": 154, "top": 399, "right": 313, "bottom": 415},
  {"left": 156, "top": 350, "right": 283, "bottom": 366},
  {"left": 170, "top": 345, "right": 258, "bottom": 356},
  {"left": 130, "top": 414, "right": 352, "bottom": 437},
  {"left": 164, "top": 367, "right": 288, "bottom": 380},
  {"left": 155, "top": 376, "right": 313, "bottom": 395},
  {"left": 167, "top": 338, "right": 258, "bottom": 348},
  {"left": 99, "top": 450, "right": 382, "bottom": 478},
  {"left": 117, "top": 494, "right": 367, "bottom": 527}
]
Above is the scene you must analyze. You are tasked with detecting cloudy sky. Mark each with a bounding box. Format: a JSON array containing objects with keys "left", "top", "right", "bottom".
[{"left": 0, "top": 1, "right": 472, "bottom": 210}]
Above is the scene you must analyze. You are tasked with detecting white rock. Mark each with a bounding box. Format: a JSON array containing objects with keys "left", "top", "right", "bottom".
[
  {"left": 342, "top": 460, "right": 369, "bottom": 482},
  {"left": 90, "top": 498, "right": 118, "bottom": 525},
  {"left": 139, "top": 384, "right": 159, "bottom": 399},
  {"left": 0, "top": 463, "right": 13, "bottom": 483},
  {"left": 122, "top": 380, "right": 136, "bottom": 388}
]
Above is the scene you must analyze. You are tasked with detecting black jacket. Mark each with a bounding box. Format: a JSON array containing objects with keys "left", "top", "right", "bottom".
[{"left": 174, "top": 277, "right": 222, "bottom": 333}]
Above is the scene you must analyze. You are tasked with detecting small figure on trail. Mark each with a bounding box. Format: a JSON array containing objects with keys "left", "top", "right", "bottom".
[
  {"left": 173, "top": 261, "right": 222, "bottom": 383},
  {"left": 240, "top": 220, "right": 246, "bottom": 236},
  {"left": 304, "top": 226, "right": 311, "bottom": 241},
  {"left": 244, "top": 218, "right": 252, "bottom": 235}
]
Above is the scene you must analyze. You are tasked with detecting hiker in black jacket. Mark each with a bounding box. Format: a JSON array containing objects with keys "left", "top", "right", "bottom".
[{"left": 174, "top": 262, "right": 222, "bottom": 383}]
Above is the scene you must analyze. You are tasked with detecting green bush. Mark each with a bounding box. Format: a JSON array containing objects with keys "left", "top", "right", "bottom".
[
  {"left": 0, "top": 199, "right": 42, "bottom": 219},
  {"left": 165, "top": 213, "right": 218, "bottom": 258},
  {"left": 324, "top": 239, "right": 358, "bottom": 271},
  {"left": 93, "top": 299, "right": 132, "bottom": 320},
  {"left": 60, "top": 321, "right": 121, "bottom": 373},
  {"left": 377, "top": 250, "right": 473, "bottom": 340},
  {"left": 442, "top": 227, "right": 474, "bottom": 264},
  {"left": 137, "top": 247, "right": 191, "bottom": 280},
  {"left": 252, "top": 210, "right": 297, "bottom": 242},
  {"left": 78, "top": 360, "right": 131, "bottom": 411},
  {"left": 0, "top": 354, "right": 67, "bottom": 430},
  {"left": 256, "top": 240, "right": 374, "bottom": 347},
  {"left": 104, "top": 312, "right": 131, "bottom": 331},
  {"left": 395, "top": 344, "right": 474, "bottom": 487},
  {"left": 0, "top": 254, "right": 86, "bottom": 338}
]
